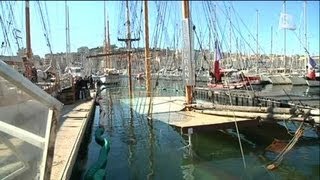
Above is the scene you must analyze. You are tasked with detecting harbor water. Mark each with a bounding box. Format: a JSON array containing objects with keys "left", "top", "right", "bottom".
[{"left": 71, "top": 78, "right": 319, "bottom": 180}]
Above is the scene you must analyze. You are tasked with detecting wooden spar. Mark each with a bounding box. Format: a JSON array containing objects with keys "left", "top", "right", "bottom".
[
  {"left": 103, "top": 1, "right": 108, "bottom": 68},
  {"left": 86, "top": 49, "right": 161, "bottom": 58},
  {"left": 193, "top": 109, "right": 320, "bottom": 123},
  {"left": 304, "top": 1, "right": 308, "bottom": 74},
  {"left": 186, "top": 104, "right": 320, "bottom": 116},
  {"left": 271, "top": 26, "right": 273, "bottom": 70},
  {"left": 103, "top": 3, "right": 111, "bottom": 69},
  {"left": 187, "top": 104, "right": 296, "bottom": 114},
  {"left": 182, "top": 0, "right": 193, "bottom": 106},
  {"left": 144, "top": 0, "right": 151, "bottom": 97},
  {"left": 23, "top": 0, "right": 34, "bottom": 80},
  {"left": 107, "top": 16, "right": 111, "bottom": 68},
  {"left": 65, "top": 1, "right": 71, "bottom": 66},
  {"left": 25, "top": 0, "right": 32, "bottom": 59},
  {"left": 283, "top": 1, "right": 287, "bottom": 74},
  {"left": 256, "top": 9, "right": 259, "bottom": 73},
  {"left": 126, "top": 0, "right": 133, "bottom": 100}
]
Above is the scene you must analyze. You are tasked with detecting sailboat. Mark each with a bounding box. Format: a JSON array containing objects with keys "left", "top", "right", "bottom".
[
  {"left": 207, "top": 40, "right": 261, "bottom": 90},
  {"left": 302, "top": 2, "right": 320, "bottom": 87},
  {"left": 89, "top": 1, "right": 121, "bottom": 85},
  {"left": 305, "top": 56, "right": 320, "bottom": 87}
]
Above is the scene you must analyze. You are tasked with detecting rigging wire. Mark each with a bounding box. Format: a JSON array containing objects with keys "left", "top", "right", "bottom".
[
  {"left": 36, "top": 1, "right": 53, "bottom": 55},
  {"left": 0, "top": 2, "right": 13, "bottom": 55}
]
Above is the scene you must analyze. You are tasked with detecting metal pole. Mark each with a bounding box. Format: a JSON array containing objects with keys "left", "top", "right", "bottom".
[{"left": 144, "top": 0, "right": 151, "bottom": 97}]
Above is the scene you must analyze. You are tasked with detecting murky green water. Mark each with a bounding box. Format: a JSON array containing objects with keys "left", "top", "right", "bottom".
[{"left": 71, "top": 79, "right": 319, "bottom": 180}]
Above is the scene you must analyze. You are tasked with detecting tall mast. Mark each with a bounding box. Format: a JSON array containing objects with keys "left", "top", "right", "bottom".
[
  {"left": 271, "top": 26, "right": 273, "bottom": 70},
  {"left": 126, "top": 0, "right": 133, "bottom": 100},
  {"left": 304, "top": 1, "right": 308, "bottom": 73},
  {"left": 256, "top": 9, "right": 259, "bottom": 73},
  {"left": 283, "top": 1, "right": 287, "bottom": 74},
  {"left": 229, "top": 7, "right": 232, "bottom": 67},
  {"left": 182, "top": 0, "right": 194, "bottom": 106},
  {"left": 107, "top": 16, "right": 111, "bottom": 68},
  {"left": 25, "top": 0, "right": 32, "bottom": 59},
  {"left": 144, "top": 0, "right": 151, "bottom": 98},
  {"left": 65, "top": 1, "right": 70, "bottom": 66},
  {"left": 103, "top": 1, "right": 107, "bottom": 68}
]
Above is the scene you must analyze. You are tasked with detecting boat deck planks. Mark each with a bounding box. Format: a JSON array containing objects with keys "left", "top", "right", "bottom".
[
  {"left": 122, "top": 96, "right": 258, "bottom": 133},
  {"left": 50, "top": 94, "right": 95, "bottom": 180},
  {"left": 153, "top": 111, "right": 258, "bottom": 133}
]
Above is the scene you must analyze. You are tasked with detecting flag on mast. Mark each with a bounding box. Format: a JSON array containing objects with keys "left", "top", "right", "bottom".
[
  {"left": 308, "top": 56, "right": 317, "bottom": 69},
  {"left": 279, "top": 13, "right": 296, "bottom": 30},
  {"left": 215, "top": 40, "right": 223, "bottom": 61}
]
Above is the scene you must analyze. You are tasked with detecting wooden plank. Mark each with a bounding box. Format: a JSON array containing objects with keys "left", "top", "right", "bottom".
[{"left": 152, "top": 111, "right": 258, "bottom": 133}]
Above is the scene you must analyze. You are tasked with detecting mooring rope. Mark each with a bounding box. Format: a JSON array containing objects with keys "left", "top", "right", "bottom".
[
  {"left": 266, "top": 121, "right": 305, "bottom": 170},
  {"left": 224, "top": 77, "right": 247, "bottom": 169}
]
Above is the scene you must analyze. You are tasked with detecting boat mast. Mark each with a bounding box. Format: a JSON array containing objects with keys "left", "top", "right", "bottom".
[
  {"left": 103, "top": 0, "right": 107, "bottom": 68},
  {"left": 144, "top": 0, "right": 151, "bottom": 98},
  {"left": 182, "top": 0, "right": 194, "bottom": 106},
  {"left": 229, "top": 7, "right": 232, "bottom": 68},
  {"left": 25, "top": 0, "right": 32, "bottom": 59},
  {"left": 271, "top": 26, "right": 273, "bottom": 70},
  {"left": 126, "top": 0, "right": 133, "bottom": 99},
  {"left": 304, "top": 1, "right": 308, "bottom": 74},
  {"left": 256, "top": 9, "right": 259, "bottom": 73},
  {"left": 283, "top": 1, "right": 287, "bottom": 74},
  {"left": 107, "top": 16, "right": 111, "bottom": 68},
  {"left": 65, "top": 1, "right": 70, "bottom": 67}
]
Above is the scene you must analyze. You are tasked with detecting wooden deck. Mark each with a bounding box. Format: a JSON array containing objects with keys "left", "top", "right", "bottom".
[
  {"left": 153, "top": 110, "right": 259, "bottom": 133},
  {"left": 122, "top": 96, "right": 259, "bottom": 133},
  {"left": 50, "top": 94, "right": 95, "bottom": 180}
]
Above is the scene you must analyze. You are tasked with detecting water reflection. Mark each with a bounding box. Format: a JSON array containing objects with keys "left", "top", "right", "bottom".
[{"left": 71, "top": 79, "right": 319, "bottom": 179}]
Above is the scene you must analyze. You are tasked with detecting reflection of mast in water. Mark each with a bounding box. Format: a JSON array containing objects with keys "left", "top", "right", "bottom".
[
  {"left": 127, "top": 103, "right": 135, "bottom": 166},
  {"left": 106, "top": 90, "right": 113, "bottom": 132},
  {"left": 147, "top": 120, "right": 155, "bottom": 179}
]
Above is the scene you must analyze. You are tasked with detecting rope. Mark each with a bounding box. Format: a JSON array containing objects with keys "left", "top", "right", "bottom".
[
  {"left": 266, "top": 121, "right": 305, "bottom": 170},
  {"left": 224, "top": 77, "right": 247, "bottom": 169}
]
